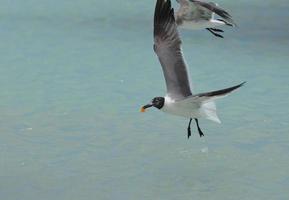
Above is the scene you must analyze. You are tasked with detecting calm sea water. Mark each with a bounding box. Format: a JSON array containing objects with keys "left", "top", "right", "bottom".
[{"left": 0, "top": 0, "right": 289, "bottom": 199}]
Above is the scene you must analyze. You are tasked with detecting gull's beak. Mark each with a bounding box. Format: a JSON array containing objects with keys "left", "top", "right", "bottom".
[{"left": 140, "top": 104, "right": 153, "bottom": 112}]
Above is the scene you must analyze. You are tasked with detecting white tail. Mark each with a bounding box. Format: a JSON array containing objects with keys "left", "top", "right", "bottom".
[{"left": 199, "top": 100, "right": 221, "bottom": 123}]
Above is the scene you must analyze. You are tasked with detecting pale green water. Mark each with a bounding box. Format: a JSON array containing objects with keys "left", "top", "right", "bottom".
[{"left": 0, "top": 0, "right": 289, "bottom": 199}]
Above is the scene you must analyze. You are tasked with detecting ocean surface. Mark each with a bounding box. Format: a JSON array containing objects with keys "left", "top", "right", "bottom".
[{"left": 0, "top": 0, "right": 289, "bottom": 199}]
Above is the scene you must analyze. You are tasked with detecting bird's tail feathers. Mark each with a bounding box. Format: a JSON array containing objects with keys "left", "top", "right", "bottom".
[{"left": 200, "top": 100, "right": 221, "bottom": 123}]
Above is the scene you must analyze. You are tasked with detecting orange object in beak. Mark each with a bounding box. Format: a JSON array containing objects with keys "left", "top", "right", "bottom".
[
  {"left": 140, "top": 107, "right": 146, "bottom": 112},
  {"left": 141, "top": 104, "right": 152, "bottom": 112}
]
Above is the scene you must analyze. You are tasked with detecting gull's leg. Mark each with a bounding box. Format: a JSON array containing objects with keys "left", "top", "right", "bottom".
[
  {"left": 187, "top": 118, "right": 192, "bottom": 139},
  {"left": 210, "top": 28, "right": 224, "bottom": 32},
  {"left": 195, "top": 118, "right": 204, "bottom": 137},
  {"left": 206, "top": 28, "right": 224, "bottom": 38}
]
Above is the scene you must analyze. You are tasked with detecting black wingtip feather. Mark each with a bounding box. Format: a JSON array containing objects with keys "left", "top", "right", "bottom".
[
  {"left": 154, "top": 0, "right": 174, "bottom": 24},
  {"left": 154, "top": 0, "right": 176, "bottom": 38},
  {"left": 198, "top": 82, "right": 246, "bottom": 98},
  {"left": 214, "top": 81, "right": 246, "bottom": 96}
]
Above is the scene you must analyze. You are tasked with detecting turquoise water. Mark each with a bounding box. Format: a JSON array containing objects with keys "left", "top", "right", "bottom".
[{"left": 0, "top": 0, "right": 289, "bottom": 199}]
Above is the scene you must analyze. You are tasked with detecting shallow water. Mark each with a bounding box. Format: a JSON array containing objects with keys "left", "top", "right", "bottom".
[{"left": 0, "top": 0, "right": 289, "bottom": 199}]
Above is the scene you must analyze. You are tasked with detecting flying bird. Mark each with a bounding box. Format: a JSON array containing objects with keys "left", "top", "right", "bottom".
[
  {"left": 141, "top": 0, "right": 244, "bottom": 138},
  {"left": 175, "top": 0, "right": 236, "bottom": 38}
]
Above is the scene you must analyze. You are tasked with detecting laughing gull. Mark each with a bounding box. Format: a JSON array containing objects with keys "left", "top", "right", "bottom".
[
  {"left": 141, "top": 0, "right": 245, "bottom": 138},
  {"left": 175, "top": 0, "right": 236, "bottom": 38}
]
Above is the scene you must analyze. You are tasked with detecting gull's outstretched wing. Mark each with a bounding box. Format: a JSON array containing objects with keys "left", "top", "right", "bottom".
[
  {"left": 154, "top": 0, "right": 192, "bottom": 100},
  {"left": 189, "top": 0, "right": 235, "bottom": 25}
]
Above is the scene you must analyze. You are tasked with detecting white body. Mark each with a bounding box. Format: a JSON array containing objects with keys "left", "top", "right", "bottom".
[
  {"left": 179, "top": 19, "right": 225, "bottom": 30},
  {"left": 161, "top": 96, "right": 221, "bottom": 123}
]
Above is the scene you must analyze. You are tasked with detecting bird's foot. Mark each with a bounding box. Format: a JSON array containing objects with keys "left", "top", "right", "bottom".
[
  {"left": 198, "top": 128, "right": 204, "bottom": 137},
  {"left": 187, "top": 127, "right": 191, "bottom": 139},
  {"left": 195, "top": 118, "right": 205, "bottom": 137},
  {"left": 210, "top": 28, "right": 224, "bottom": 32},
  {"left": 206, "top": 28, "right": 224, "bottom": 38},
  {"left": 187, "top": 118, "right": 192, "bottom": 139}
]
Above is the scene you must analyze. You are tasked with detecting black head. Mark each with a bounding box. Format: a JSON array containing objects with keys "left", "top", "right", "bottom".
[{"left": 141, "top": 97, "right": 165, "bottom": 112}]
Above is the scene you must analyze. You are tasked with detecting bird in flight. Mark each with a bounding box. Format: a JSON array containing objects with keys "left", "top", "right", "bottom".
[
  {"left": 141, "top": 0, "right": 244, "bottom": 138},
  {"left": 175, "top": 0, "right": 236, "bottom": 38}
]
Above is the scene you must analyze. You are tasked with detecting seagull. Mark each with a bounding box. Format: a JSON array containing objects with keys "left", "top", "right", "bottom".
[
  {"left": 175, "top": 0, "right": 236, "bottom": 38},
  {"left": 140, "top": 0, "right": 245, "bottom": 138}
]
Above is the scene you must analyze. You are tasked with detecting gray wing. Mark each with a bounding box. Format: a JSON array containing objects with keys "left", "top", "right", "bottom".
[
  {"left": 176, "top": 0, "right": 213, "bottom": 21},
  {"left": 154, "top": 0, "right": 192, "bottom": 100},
  {"left": 193, "top": 1, "right": 215, "bottom": 20},
  {"left": 189, "top": 0, "right": 235, "bottom": 24}
]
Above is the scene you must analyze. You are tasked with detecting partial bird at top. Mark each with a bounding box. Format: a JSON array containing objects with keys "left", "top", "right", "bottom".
[{"left": 175, "top": 0, "right": 236, "bottom": 38}]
